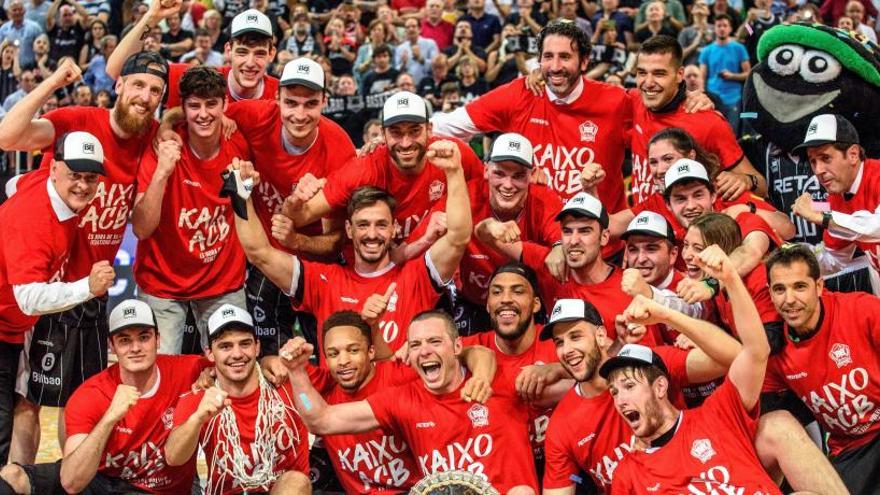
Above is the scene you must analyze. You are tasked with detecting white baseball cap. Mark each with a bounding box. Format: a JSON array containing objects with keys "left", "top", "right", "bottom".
[
  {"left": 382, "top": 91, "right": 429, "bottom": 126},
  {"left": 54, "top": 131, "right": 105, "bottom": 175},
  {"left": 207, "top": 304, "right": 255, "bottom": 343},
  {"left": 280, "top": 57, "right": 324, "bottom": 91},
  {"left": 539, "top": 298, "right": 604, "bottom": 341},
  {"left": 555, "top": 192, "right": 608, "bottom": 228},
  {"left": 109, "top": 299, "right": 156, "bottom": 335},
  {"left": 231, "top": 9, "right": 273, "bottom": 38},
  {"left": 793, "top": 114, "right": 860, "bottom": 153},
  {"left": 663, "top": 158, "right": 710, "bottom": 192},
  {"left": 489, "top": 133, "right": 534, "bottom": 168},
  {"left": 599, "top": 343, "right": 669, "bottom": 378},
  {"left": 622, "top": 211, "right": 676, "bottom": 243}
]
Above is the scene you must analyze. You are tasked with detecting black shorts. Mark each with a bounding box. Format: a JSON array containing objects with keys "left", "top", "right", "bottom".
[
  {"left": 17, "top": 462, "right": 149, "bottom": 495},
  {"left": 832, "top": 432, "right": 880, "bottom": 495},
  {"left": 245, "top": 264, "right": 318, "bottom": 357},
  {"left": 19, "top": 298, "right": 108, "bottom": 407}
]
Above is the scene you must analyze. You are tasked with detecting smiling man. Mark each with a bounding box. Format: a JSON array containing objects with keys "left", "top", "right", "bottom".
[{"left": 132, "top": 66, "right": 250, "bottom": 355}]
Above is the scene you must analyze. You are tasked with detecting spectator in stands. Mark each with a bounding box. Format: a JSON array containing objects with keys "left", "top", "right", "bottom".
[
  {"left": 592, "top": 0, "right": 635, "bottom": 49},
  {"left": 325, "top": 16, "right": 356, "bottom": 76},
  {"left": 71, "top": 83, "right": 91, "bottom": 106},
  {"left": 509, "top": 0, "right": 548, "bottom": 36},
  {"left": 684, "top": 63, "right": 725, "bottom": 111},
  {"left": 486, "top": 22, "right": 523, "bottom": 87},
  {"left": 395, "top": 72, "right": 416, "bottom": 92},
  {"left": 46, "top": 1, "right": 87, "bottom": 63},
  {"left": 636, "top": 0, "right": 687, "bottom": 26},
  {"left": 79, "top": 0, "right": 109, "bottom": 23},
  {"left": 160, "top": 12, "right": 193, "bottom": 62},
  {"left": 462, "top": 0, "right": 502, "bottom": 51},
  {"left": 845, "top": 0, "right": 877, "bottom": 42},
  {"left": 77, "top": 19, "right": 105, "bottom": 70},
  {"left": 838, "top": 14, "right": 856, "bottom": 29},
  {"left": 708, "top": 0, "right": 741, "bottom": 30},
  {"left": 180, "top": 28, "right": 224, "bottom": 66},
  {"left": 285, "top": 12, "right": 320, "bottom": 58},
  {"left": 588, "top": 21, "right": 629, "bottom": 80},
  {"left": 375, "top": 4, "right": 403, "bottom": 45},
  {"left": 679, "top": 0, "right": 713, "bottom": 66},
  {"left": 444, "top": 19, "right": 487, "bottom": 73},
  {"left": 355, "top": 19, "right": 391, "bottom": 83},
  {"left": 94, "top": 88, "right": 111, "bottom": 108},
  {"left": 2, "top": 68, "right": 35, "bottom": 111},
  {"left": 820, "top": 0, "right": 876, "bottom": 26},
  {"left": 737, "top": 0, "right": 780, "bottom": 66},
  {"left": 396, "top": 17, "right": 438, "bottom": 85},
  {"left": 417, "top": 52, "right": 458, "bottom": 107},
  {"left": 362, "top": 118, "right": 382, "bottom": 145},
  {"left": 456, "top": 55, "right": 487, "bottom": 101},
  {"left": 422, "top": 0, "right": 454, "bottom": 50},
  {"left": 25, "top": 0, "right": 50, "bottom": 30},
  {"left": 29, "top": 34, "right": 54, "bottom": 79},
  {"left": 558, "top": 0, "right": 593, "bottom": 37},
  {"left": 199, "top": 9, "right": 228, "bottom": 52},
  {"left": 635, "top": 1, "right": 681, "bottom": 44},
  {"left": 339, "top": 3, "right": 365, "bottom": 47},
  {"left": 699, "top": 14, "right": 749, "bottom": 133},
  {"left": 360, "top": 43, "right": 399, "bottom": 96},
  {"left": 439, "top": 80, "right": 462, "bottom": 111},
  {"left": 0, "top": 42, "right": 19, "bottom": 105},
  {"left": 0, "top": 0, "right": 45, "bottom": 67}
]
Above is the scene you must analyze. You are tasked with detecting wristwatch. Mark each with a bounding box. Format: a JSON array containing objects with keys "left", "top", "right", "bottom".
[
  {"left": 822, "top": 211, "right": 833, "bottom": 230},
  {"left": 748, "top": 174, "right": 759, "bottom": 192},
  {"left": 702, "top": 277, "right": 719, "bottom": 295}
]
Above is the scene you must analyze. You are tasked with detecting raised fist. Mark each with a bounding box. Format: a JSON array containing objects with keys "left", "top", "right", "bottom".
[{"left": 88, "top": 260, "right": 115, "bottom": 297}]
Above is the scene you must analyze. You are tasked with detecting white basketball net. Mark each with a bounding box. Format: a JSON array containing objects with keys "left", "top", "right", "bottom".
[{"left": 202, "top": 365, "right": 303, "bottom": 495}]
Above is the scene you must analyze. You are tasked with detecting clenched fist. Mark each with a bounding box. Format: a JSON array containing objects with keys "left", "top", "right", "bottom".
[
  {"left": 88, "top": 261, "right": 115, "bottom": 296},
  {"left": 426, "top": 140, "right": 462, "bottom": 172},
  {"left": 106, "top": 384, "right": 140, "bottom": 422},
  {"left": 196, "top": 386, "right": 230, "bottom": 421}
]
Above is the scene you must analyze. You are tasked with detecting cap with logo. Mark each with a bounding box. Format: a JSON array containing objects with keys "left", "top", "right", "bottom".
[
  {"left": 120, "top": 51, "right": 169, "bottom": 87},
  {"left": 539, "top": 298, "right": 604, "bottom": 341},
  {"left": 622, "top": 211, "right": 676, "bottom": 243},
  {"left": 793, "top": 114, "right": 860, "bottom": 153},
  {"left": 280, "top": 57, "right": 324, "bottom": 91},
  {"left": 663, "top": 158, "right": 711, "bottom": 192},
  {"left": 231, "top": 9, "right": 273, "bottom": 38},
  {"left": 382, "top": 91, "right": 429, "bottom": 126},
  {"left": 207, "top": 304, "right": 255, "bottom": 343},
  {"left": 108, "top": 299, "right": 157, "bottom": 335},
  {"left": 555, "top": 192, "right": 608, "bottom": 228},
  {"left": 489, "top": 261, "right": 540, "bottom": 297},
  {"left": 489, "top": 133, "right": 534, "bottom": 169},
  {"left": 54, "top": 131, "right": 105, "bottom": 175},
  {"left": 599, "top": 343, "right": 668, "bottom": 379}
]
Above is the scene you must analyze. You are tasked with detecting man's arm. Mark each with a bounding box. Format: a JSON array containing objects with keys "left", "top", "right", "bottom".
[
  {"left": 14, "top": 261, "right": 114, "bottom": 316},
  {"left": 165, "top": 387, "right": 230, "bottom": 466},
  {"left": 695, "top": 245, "right": 769, "bottom": 410},
  {"left": 426, "top": 140, "right": 472, "bottom": 282},
  {"left": 267, "top": 214, "right": 343, "bottom": 258},
  {"left": 131, "top": 140, "right": 181, "bottom": 239},
  {"left": 281, "top": 338, "right": 381, "bottom": 435},
  {"left": 45, "top": 0, "right": 61, "bottom": 30},
  {"left": 0, "top": 58, "right": 82, "bottom": 151},
  {"left": 716, "top": 156, "right": 768, "bottom": 199},
  {"left": 793, "top": 192, "right": 880, "bottom": 243},
  {"left": 60, "top": 385, "right": 140, "bottom": 493},
  {"left": 430, "top": 106, "right": 484, "bottom": 141},
  {"left": 105, "top": 0, "right": 182, "bottom": 79},
  {"left": 474, "top": 218, "right": 524, "bottom": 260},
  {"left": 728, "top": 229, "right": 770, "bottom": 278}
]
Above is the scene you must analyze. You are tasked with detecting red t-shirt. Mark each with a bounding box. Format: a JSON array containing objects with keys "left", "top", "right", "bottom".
[
  {"left": 134, "top": 126, "right": 249, "bottom": 299},
  {"left": 408, "top": 179, "right": 562, "bottom": 305},
  {"left": 542, "top": 345, "right": 689, "bottom": 490},
  {"left": 65, "top": 355, "right": 205, "bottom": 494},
  {"left": 166, "top": 64, "right": 279, "bottom": 109},
  {"left": 295, "top": 255, "right": 443, "bottom": 354},
  {"left": 420, "top": 19, "right": 455, "bottom": 50},
  {"left": 628, "top": 92, "right": 744, "bottom": 205},
  {"left": 521, "top": 246, "right": 661, "bottom": 346},
  {"left": 713, "top": 265, "right": 780, "bottom": 336},
  {"left": 172, "top": 381, "right": 309, "bottom": 494},
  {"left": 610, "top": 380, "right": 781, "bottom": 495},
  {"left": 28, "top": 106, "right": 156, "bottom": 280},
  {"left": 365, "top": 370, "right": 539, "bottom": 493},
  {"left": 0, "top": 179, "right": 77, "bottom": 342},
  {"left": 824, "top": 159, "right": 880, "bottom": 272},
  {"left": 226, "top": 100, "right": 356, "bottom": 245},
  {"left": 764, "top": 291, "right": 880, "bottom": 456},
  {"left": 461, "top": 330, "right": 559, "bottom": 456},
  {"left": 310, "top": 360, "right": 421, "bottom": 494},
  {"left": 322, "top": 137, "right": 484, "bottom": 239}
]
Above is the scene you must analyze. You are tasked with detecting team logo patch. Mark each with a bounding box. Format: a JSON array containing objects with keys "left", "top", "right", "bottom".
[
  {"left": 579, "top": 120, "right": 598, "bottom": 142},
  {"left": 246, "top": 14, "right": 258, "bottom": 23},
  {"left": 253, "top": 305, "right": 266, "bottom": 323},
  {"left": 690, "top": 438, "right": 715, "bottom": 463},
  {"left": 123, "top": 307, "right": 137, "bottom": 318},
  {"left": 467, "top": 403, "right": 489, "bottom": 427},
  {"left": 41, "top": 352, "right": 55, "bottom": 372},
  {"left": 829, "top": 343, "right": 852, "bottom": 368},
  {"left": 162, "top": 407, "right": 175, "bottom": 430},
  {"left": 296, "top": 64, "right": 310, "bottom": 75},
  {"left": 222, "top": 308, "right": 235, "bottom": 318},
  {"left": 806, "top": 122, "right": 818, "bottom": 137},
  {"left": 82, "top": 143, "right": 95, "bottom": 154},
  {"left": 397, "top": 97, "right": 409, "bottom": 108},
  {"left": 428, "top": 179, "right": 445, "bottom": 201},
  {"left": 636, "top": 216, "right": 649, "bottom": 224}
]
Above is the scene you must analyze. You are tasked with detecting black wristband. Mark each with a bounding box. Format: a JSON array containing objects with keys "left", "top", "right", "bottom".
[
  {"left": 702, "top": 277, "right": 719, "bottom": 295},
  {"left": 748, "top": 174, "right": 758, "bottom": 192},
  {"left": 747, "top": 201, "right": 756, "bottom": 214},
  {"left": 822, "top": 211, "right": 832, "bottom": 230}
]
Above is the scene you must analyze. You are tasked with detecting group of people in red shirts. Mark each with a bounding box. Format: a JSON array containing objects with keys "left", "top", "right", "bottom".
[{"left": 0, "top": 0, "right": 878, "bottom": 494}]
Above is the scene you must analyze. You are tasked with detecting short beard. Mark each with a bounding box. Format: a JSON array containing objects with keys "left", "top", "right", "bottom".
[
  {"left": 566, "top": 344, "right": 601, "bottom": 383},
  {"left": 391, "top": 143, "right": 427, "bottom": 170},
  {"left": 492, "top": 313, "right": 532, "bottom": 342},
  {"left": 113, "top": 98, "right": 153, "bottom": 136}
]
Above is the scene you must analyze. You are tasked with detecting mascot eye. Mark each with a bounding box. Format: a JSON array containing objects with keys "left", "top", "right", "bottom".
[
  {"left": 799, "top": 50, "right": 841, "bottom": 83},
  {"left": 767, "top": 45, "right": 804, "bottom": 76}
]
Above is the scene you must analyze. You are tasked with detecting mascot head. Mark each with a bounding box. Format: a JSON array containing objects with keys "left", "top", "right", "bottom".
[{"left": 743, "top": 23, "right": 880, "bottom": 154}]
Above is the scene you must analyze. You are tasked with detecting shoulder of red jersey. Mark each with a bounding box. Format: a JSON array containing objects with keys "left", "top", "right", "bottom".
[{"left": 583, "top": 78, "right": 629, "bottom": 103}]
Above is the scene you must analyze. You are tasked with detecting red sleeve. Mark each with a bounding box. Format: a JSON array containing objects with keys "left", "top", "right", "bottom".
[
  {"left": 405, "top": 197, "right": 446, "bottom": 245},
  {"left": 164, "top": 63, "right": 188, "bottom": 109},
  {"left": 707, "top": 114, "right": 745, "bottom": 170},
  {"left": 532, "top": 186, "right": 563, "bottom": 246},
  {"left": 294, "top": 260, "right": 320, "bottom": 313},
  {"left": 365, "top": 385, "right": 406, "bottom": 432},
  {"left": 4, "top": 218, "right": 62, "bottom": 285},
  {"left": 321, "top": 154, "right": 382, "bottom": 211},
  {"left": 761, "top": 359, "right": 789, "bottom": 393},
  {"left": 703, "top": 378, "right": 760, "bottom": 433},
  {"left": 384, "top": 359, "right": 420, "bottom": 386},
  {"left": 653, "top": 345, "right": 691, "bottom": 389},
  {"left": 42, "top": 106, "right": 83, "bottom": 148},
  {"left": 225, "top": 99, "right": 278, "bottom": 136},
  {"left": 823, "top": 229, "right": 853, "bottom": 251},
  {"left": 64, "top": 382, "right": 110, "bottom": 437},
  {"left": 608, "top": 460, "right": 635, "bottom": 495},
  {"left": 736, "top": 212, "right": 782, "bottom": 249},
  {"left": 307, "top": 364, "right": 335, "bottom": 395},
  {"left": 136, "top": 146, "right": 158, "bottom": 195},
  {"left": 464, "top": 82, "right": 518, "bottom": 132},
  {"left": 542, "top": 415, "right": 579, "bottom": 488},
  {"left": 521, "top": 242, "right": 560, "bottom": 305},
  {"left": 171, "top": 391, "right": 202, "bottom": 428}
]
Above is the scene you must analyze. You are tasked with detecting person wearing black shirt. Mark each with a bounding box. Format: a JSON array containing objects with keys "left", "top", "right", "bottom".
[{"left": 46, "top": 2, "right": 87, "bottom": 62}]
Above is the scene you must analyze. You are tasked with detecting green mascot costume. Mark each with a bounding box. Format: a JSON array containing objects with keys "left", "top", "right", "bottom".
[{"left": 741, "top": 22, "right": 879, "bottom": 292}]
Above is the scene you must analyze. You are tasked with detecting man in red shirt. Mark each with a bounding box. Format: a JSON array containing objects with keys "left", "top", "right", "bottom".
[
  {"left": 764, "top": 244, "right": 880, "bottom": 493},
  {"left": 133, "top": 66, "right": 249, "bottom": 355},
  {"left": 108, "top": 2, "right": 278, "bottom": 108},
  {"left": 285, "top": 91, "right": 483, "bottom": 242},
  {"left": 166, "top": 304, "right": 311, "bottom": 494},
  {"left": 0, "top": 131, "right": 111, "bottom": 465},
  {"left": 421, "top": 0, "right": 455, "bottom": 50},
  {"left": 284, "top": 310, "right": 540, "bottom": 493},
  {"left": 0, "top": 52, "right": 166, "bottom": 464},
  {"left": 791, "top": 113, "right": 880, "bottom": 295},
  {"left": 630, "top": 35, "right": 765, "bottom": 204},
  {"left": 232, "top": 135, "right": 471, "bottom": 355},
  {"left": 0, "top": 299, "right": 207, "bottom": 493}
]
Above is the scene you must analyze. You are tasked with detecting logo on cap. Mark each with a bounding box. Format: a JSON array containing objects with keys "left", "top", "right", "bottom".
[
  {"left": 508, "top": 141, "right": 521, "bottom": 151},
  {"left": 467, "top": 403, "right": 489, "bottom": 427},
  {"left": 677, "top": 164, "right": 690, "bottom": 173},
  {"left": 296, "top": 64, "right": 310, "bottom": 74},
  {"left": 579, "top": 120, "right": 598, "bottom": 142},
  {"left": 571, "top": 196, "right": 585, "bottom": 205},
  {"left": 222, "top": 308, "right": 235, "bottom": 318},
  {"left": 397, "top": 97, "right": 409, "bottom": 108},
  {"left": 619, "top": 347, "right": 634, "bottom": 358},
  {"left": 123, "top": 307, "right": 136, "bottom": 318},
  {"left": 552, "top": 305, "right": 563, "bottom": 316},
  {"left": 246, "top": 14, "right": 258, "bottom": 22},
  {"left": 83, "top": 143, "right": 95, "bottom": 154},
  {"left": 807, "top": 122, "right": 818, "bottom": 136},
  {"left": 636, "top": 216, "right": 649, "bottom": 224}
]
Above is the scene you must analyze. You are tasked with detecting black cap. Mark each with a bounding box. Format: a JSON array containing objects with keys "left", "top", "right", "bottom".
[
  {"left": 120, "top": 51, "right": 169, "bottom": 87},
  {"left": 489, "top": 262, "right": 540, "bottom": 297},
  {"left": 54, "top": 131, "right": 105, "bottom": 175},
  {"left": 793, "top": 114, "right": 860, "bottom": 154},
  {"left": 599, "top": 344, "right": 669, "bottom": 379}
]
